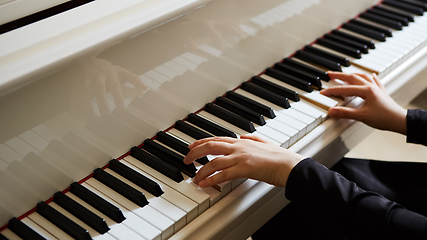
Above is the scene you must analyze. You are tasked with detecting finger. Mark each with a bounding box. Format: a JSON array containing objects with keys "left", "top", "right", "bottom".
[
  {"left": 240, "top": 134, "right": 271, "bottom": 143},
  {"left": 184, "top": 141, "right": 235, "bottom": 164},
  {"left": 354, "top": 73, "right": 375, "bottom": 84},
  {"left": 240, "top": 134, "right": 277, "bottom": 146},
  {"left": 327, "top": 72, "right": 368, "bottom": 85},
  {"left": 372, "top": 73, "right": 385, "bottom": 91},
  {"left": 198, "top": 166, "right": 240, "bottom": 188},
  {"left": 193, "top": 155, "right": 237, "bottom": 185},
  {"left": 320, "top": 85, "right": 368, "bottom": 99},
  {"left": 328, "top": 106, "right": 362, "bottom": 120},
  {"left": 188, "top": 136, "right": 238, "bottom": 150}
]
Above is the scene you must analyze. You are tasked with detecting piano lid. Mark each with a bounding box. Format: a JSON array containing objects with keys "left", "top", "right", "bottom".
[
  {"left": 0, "top": 0, "right": 69, "bottom": 25},
  {"left": 0, "top": 0, "right": 382, "bottom": 227},
  {"left": 0, "top": 0, "right": 213, "bottom": 96}
]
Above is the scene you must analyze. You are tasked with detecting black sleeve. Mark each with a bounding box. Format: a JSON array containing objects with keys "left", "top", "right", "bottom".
[
  {"left": 407, "top": 109, "right": 427, "bottom": 146},
  {"left": 285, "top": 158, "right": 427, "bottom": 239}
]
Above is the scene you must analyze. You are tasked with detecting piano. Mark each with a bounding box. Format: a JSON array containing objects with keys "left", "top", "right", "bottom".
[{"left": 1, "top": 0, "right": 427, "bottom": 239}]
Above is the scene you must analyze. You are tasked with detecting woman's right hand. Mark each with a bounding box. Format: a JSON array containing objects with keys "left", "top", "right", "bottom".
[
  {"left": 183, "top": 135, "right": 305, "bottom": 188},
  {"left": 320, "top": 72, "right": 407, "bottom": 135}
]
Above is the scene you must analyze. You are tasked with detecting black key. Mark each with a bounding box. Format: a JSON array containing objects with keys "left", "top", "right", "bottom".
[
  {"left": 175, "top": 120, "right": 213, "bottom": 140},
  {"left": 36, "top": 201, "right": 92, "bottom": 240},
  {"left": 157, "top": 131, "right": 191, "bottom": 154},
  {"left": 215, "top": 97, "right": 266, "bottom": 125},
  {"left": 360, "top": 12, "right": 403, "bottom": 30},
  {"left": 187, "top": 113, "right": 237, "bottom": 138},
  {"left": 250, "top": 76, "right": 300, "bottom": 102},
  {"left": 265, "top": 67, "right": 314, "bottom": 91},
  {"left": 315, "top": 38, "right": 362, "bottom": 59},
  {"left": 70, "top": 182, "right": 126, "bottom": 223},
  {"left": 375, "top": 5, "right": 414, "bottom": 22},
  {"left": 205, "top": 103, "right": 256, "bottom": 133},
  {"left": 130, "top": 147, "right": 184, "bottom": 183},
  {"left": 225, "top": 91, "right": 276, "bottom": 119},
  {"left": 331, "top": 30, "right": 376, "bottom": 49},
  {"left": 399, "top": 0, "right": 427, "bottom": 10},
  {"left": 305, "top": 44, "right": 352, "bottom": 66},
  {"left": 324, "top": 33, "right": 369, "bottom": 53},
  {"left": 8, "top": 218, "right": 46, "bottom": 240},
  {"left": 156, "top": 131, "right": 210, "bottom": 165},
  {"left": 142, "top": 139, "right": 197, "bottom": 177},
  {"left": 342, "top": 22, "right": 386, "bottom": 41},
  {"left": 383, "top": 0, "right": 424, "bottom": 15},
  {"left": 367, "top": 8, "right": 409, "bottom": 26},
  {"left": 241, "top": 82, "right": 290, "bottom": 109},
  {"left": 282, "top": 58, "right": 330, "bottom": 81},
  {"left": 274, "top": 62, "right": 322, "bottom": 88},
  {"left": 109, "top": 159, "right": 164, "bottom": 197},
  {"left": 349, "top": 19, "right": 393, "bottom": 37},
  {"left": 53, "top": 192, "right": 109, "bottom": 234},
  {"left": 295, "top": 50, "right": 342, "bottom": 72},
  {"left": 93, "top": 168, "right": 149, "bottom": 207}
]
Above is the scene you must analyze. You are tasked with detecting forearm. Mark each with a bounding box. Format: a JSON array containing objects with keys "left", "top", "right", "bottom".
[{"left": 285, "top": 158, "right": 427, "bottom": 239}]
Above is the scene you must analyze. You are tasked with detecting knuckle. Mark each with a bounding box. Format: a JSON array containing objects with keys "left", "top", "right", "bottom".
[
  {"left": 209, "top": 158, "right": 219, "bottom": 168},
  {"left": 220, "top": 170, "right": 228, "bottom": 180},
  {"left": 206, "top": 141, "right": 217, "bottom": 149}
]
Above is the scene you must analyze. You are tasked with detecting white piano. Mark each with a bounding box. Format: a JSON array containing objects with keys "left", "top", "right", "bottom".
[{"left": 1, "top": 0, "right": 427, "bottom": 239}]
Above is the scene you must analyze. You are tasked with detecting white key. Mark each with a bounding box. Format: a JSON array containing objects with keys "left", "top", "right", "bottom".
[
  {"left": 83, "top": 181, "right": 162, "bottom": 240},
  {"left": 252, "top": 131, "right": 282, "bottom": 145},
  {"left": 198, "top": 111, "right": 254, "bottom": 137},
  {"left": 1, "top": 229, "right": 22, "bottom": 240},
  {"left": 153, "top": 136, "right": 223, "bottom": 204},
  {"left": 255, "top": 124, "right": 291, "bottom": 147},
  {"left": 103, "top": 169, "right": 176, "bottom": 238},
  {"left": 27, "top": 212, "right": 73, "bottom": 240},
  {"left": 165, "top": 129, "right": 239, "bottom": 191},
  {"left": 66, "top": 192, "right": 153, "bottom": 240},
  {"left": 290, "top": 100, "right": 327, "bottom": 122},
  {"left": 196, "top": 111, "right": 284, "bottom": 146},
  {"left": 234, "top": 89, "right": 309, "bottom": 136},
  {"left": 107, "top": 223, "right": 143, "bottom": 240},
  {"left": 260, "top": 74, "right": 340, "bottom": 110},
  {"left": 48, "top": 202, "right": 114, "bottom": 240},
  {"left": 118, "top": 158, "right": 197, "bottom": 227},
  {"left": 121, "top": 152, "right": 209, "bottom": 214},
  {"left": 264, "top": 118, "right": 299, "bottom": 143},
  {"left": 21, "top": 218, "right": 57, "bottom": 240}
]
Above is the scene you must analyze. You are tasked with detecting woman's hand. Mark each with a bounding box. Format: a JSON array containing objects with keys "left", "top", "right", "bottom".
[
  {"left": 183, "top": 135, "right": 305, "bottom": 188},
  {"left": 321, "top": 72, "right": 407, "bottom": 135}
]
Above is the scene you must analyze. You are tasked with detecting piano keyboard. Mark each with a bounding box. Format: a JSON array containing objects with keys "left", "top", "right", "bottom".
[{"left": 2, "top": 0, "right": 427, "bottom": 239}]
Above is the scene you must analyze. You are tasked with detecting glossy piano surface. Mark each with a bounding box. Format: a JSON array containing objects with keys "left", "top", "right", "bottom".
[{"left": 2, "top": 0, "right": 427, "bottom": 239}]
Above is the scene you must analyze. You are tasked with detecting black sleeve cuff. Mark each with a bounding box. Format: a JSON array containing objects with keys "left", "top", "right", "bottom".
[
  {"left": 407, "top": 109, "right": 427, "bottom": 146},
  {"left": 284, "top": 158, "right": 406, "bottom": 230}
]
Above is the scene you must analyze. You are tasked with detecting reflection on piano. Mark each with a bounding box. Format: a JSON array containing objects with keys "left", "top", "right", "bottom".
[{"left": 1, "top": 0, "right": 427, "bottom": 239}]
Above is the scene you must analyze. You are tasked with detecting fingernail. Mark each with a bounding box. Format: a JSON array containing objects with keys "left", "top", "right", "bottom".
[
  {"left": 198, "top": 180, "right": 206, "bottom": 187},
  {"left": 193, "top": 177, "right": 199, "bottom": 185}
]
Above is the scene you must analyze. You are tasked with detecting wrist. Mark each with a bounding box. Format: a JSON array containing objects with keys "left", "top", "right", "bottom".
[
  {"left": 394, "top": 107, "right": 407, "bottom": 135},
  {"left": 278, "top": 152, "right": 305, "bottom": 187}
]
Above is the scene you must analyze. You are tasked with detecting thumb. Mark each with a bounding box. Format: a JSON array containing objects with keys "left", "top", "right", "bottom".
[{"left": 328, "top": 106, "right": 361, "bottom": 120}]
